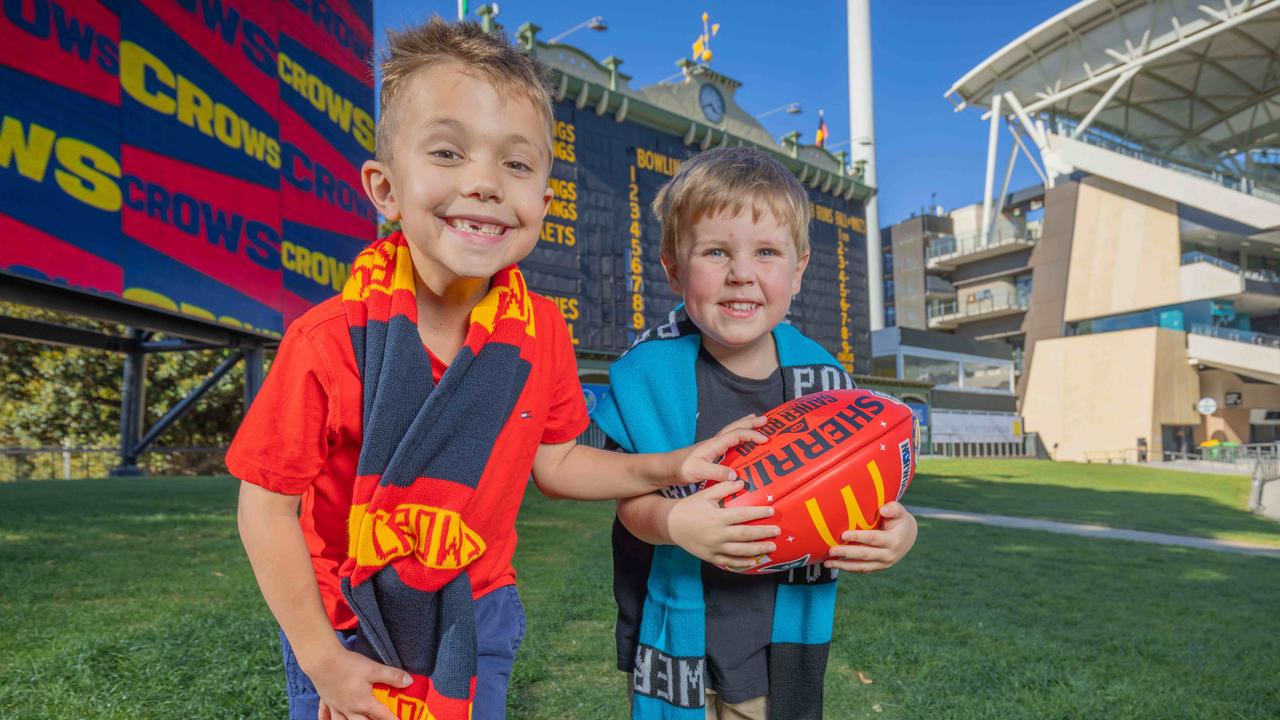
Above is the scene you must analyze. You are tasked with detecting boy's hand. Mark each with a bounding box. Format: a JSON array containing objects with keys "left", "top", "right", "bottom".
[
  {"left": 308, "top": 646, "right": 411, "bottom": 720},
  {"left": 667, "top": 480, "right": 780, "bottom": 569},
  {"left": 823, "top": 502, "right": 918, "bottom": 573},
  {"left": 660, "top": 415, "right": 768, "bottom": 491}
]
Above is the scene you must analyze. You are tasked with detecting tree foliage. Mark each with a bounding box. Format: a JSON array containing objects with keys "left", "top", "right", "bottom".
[{"left": 1, "top": 301, "right": 259, "bottom": 449}]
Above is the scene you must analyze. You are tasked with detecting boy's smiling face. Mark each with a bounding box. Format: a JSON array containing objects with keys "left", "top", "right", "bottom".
[
  {"left": 364, "top": 61, "right": 553, "bottom": 294},
  {"left": 663, "top": 206, "right": 809, "bottom": 374}
]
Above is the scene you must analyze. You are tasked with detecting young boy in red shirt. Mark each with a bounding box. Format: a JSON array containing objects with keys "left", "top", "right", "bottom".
[{"left": 228, "top": 19, "right": 762, "bottom": 720}]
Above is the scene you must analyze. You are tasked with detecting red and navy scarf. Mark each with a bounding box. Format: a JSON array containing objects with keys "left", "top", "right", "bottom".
[{"left": 339, "top": 232, "right": 536, "bottom": 720}]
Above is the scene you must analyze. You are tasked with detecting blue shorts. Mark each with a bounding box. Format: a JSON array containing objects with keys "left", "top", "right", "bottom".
[{"left": 280, "top": 584, "right": 527, "bottom": 720}]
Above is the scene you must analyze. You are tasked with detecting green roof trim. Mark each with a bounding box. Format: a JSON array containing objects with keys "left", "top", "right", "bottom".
[{"left": 515, "top": 24, "right": 874, "bottom": 202}]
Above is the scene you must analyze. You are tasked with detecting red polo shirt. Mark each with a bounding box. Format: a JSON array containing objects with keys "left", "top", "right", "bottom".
[{"left": 227, "top": 292, "right": 589, "bottom": 629}]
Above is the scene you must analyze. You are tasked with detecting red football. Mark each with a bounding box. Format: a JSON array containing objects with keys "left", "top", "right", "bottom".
[{"left": 715, "top": 389, "right": 918, "bottom": 575}]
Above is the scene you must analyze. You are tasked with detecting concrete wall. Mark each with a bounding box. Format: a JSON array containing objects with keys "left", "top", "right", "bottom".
[
  {"left": 1063, "top": 178, "right": 1182, "bottom": 322},
  {"left": 890, "top": 219, "right": 930, "bottom": 330},
  {"left": 1021, "top": 327, "right": 1199, "bottom": 461},
  {"left": 1198, "top": 369, "right": 1280, "bottom": 443},
  {"left": 1017, "top": 181, "right": 1078, "bottom": 399}
]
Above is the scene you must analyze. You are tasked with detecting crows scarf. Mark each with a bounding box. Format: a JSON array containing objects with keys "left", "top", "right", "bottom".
[
  {"left": 593, "top": 307, "right": 852, "bottom": 720},
  {"left": 339, "top": 232, "right": 535, "bottom": 720}
]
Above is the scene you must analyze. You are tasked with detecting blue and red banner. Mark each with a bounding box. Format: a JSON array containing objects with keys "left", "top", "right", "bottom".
[{"left": 1, "top": 0, "right": 376, "bottom": 337}]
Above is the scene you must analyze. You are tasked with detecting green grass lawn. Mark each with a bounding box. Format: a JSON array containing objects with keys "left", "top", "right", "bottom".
[
  {"left": 1, "top": 470, "right": 1278, "bottom": 719},
  {"left": 910, "top": 458, "right": 1280, "bottom": 547}
]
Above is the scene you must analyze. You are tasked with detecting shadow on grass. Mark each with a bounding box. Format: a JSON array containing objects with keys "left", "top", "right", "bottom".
[{"left": 907, "top": 471, "right": 1280, "bottom": 544}]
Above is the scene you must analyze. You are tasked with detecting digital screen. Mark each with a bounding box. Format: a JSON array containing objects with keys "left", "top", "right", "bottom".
[{"left": 1, "top": 0, "right": 376, "bottom": 337}]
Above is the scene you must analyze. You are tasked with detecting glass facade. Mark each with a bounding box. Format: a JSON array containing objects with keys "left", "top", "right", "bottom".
[
  {"left": 1068, "top": 300, "right": 1238, "bottom": 336},
  {"left": 903, "top": 354, "right": 960, "bottom": 387},
  {"left": 963, "top": 358, "right": 1012, "bottom": 392}
]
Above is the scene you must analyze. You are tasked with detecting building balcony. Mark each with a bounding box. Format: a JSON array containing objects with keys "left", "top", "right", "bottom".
[
  {"left": 927, "top": 289, "right": 1030, "bottom": 330},
  {"left": 1180, "top": 252, "right": 1280, "bottom": 315},
  {"left": 925, "top": 275, "right": 957, "bottom": 300},
  {"left": 926, "top": 225, "right": 1041, "bottom": 270},
  {"left": 1187, "top": 323, "right": 1280, "bottom": 385}
]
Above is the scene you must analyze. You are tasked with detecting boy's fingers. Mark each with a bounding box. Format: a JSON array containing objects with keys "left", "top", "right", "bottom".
[
  {"left": 715, "top": 415, "right": 764, "bottom": 436},
  {"left": 727, "top": 522, "right": 779, "bottom": 541},
  {"left": 693, "top": 460, "right": 738, "bottom": 484},
  {"left": 724, "top": 506, "right": 777, "bottom": 525},
  {"left": 696, "top": 479, "right": 745, "bottom": 501},
  {"left": 842, "top": 529, "right": 887, "bottom": 545},
  {"left": 880, "top": 502, "right": 905, "bottom": 517},
  {"left": 713, "top": 554, "right": 760, "bottom": 570},
  {"left": 371, "top": 664, "right": 413, "bottom": 688},
  {"left": 721, "top": 538, "right": 768, "bottom": 556}
]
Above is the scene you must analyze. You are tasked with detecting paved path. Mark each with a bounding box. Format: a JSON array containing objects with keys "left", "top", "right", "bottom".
[{"left": 910, "top": 505, "right": 1280, "bottom": 559}]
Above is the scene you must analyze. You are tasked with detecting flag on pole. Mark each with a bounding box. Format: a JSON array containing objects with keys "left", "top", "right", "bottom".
[{"left": 815, "top": 110, "right": 829, "bottom": 148}]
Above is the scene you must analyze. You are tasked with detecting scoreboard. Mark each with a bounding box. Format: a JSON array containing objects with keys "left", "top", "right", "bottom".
[
  {"left": 1, "top": 5, "right": 869, "bottom": 373},
  {"left": 523, "top": 98, "right": 870, "bottom": 373}
]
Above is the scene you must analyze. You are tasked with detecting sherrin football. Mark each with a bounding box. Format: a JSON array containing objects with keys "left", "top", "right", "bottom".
[{"left": 714, "top": 389, "right": 918, "bottom": 575}]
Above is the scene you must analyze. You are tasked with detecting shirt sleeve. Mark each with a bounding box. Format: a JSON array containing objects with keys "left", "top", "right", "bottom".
[
  {"left": 540, "top": 306, "right": 590, "bottom": 445},
  {"left": 225, "top": 326, "right": 334, "bottom": 494}
]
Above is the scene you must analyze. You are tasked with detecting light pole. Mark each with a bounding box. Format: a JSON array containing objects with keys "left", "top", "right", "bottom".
[
  {"left": 754, "top": 102, "right": 802, "bottom": 120},
  {"left": 547, "top": 16, "right": 607, "bottom": 44}
]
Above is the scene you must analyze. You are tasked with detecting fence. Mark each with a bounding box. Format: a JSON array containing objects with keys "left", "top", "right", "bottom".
[
  {"left": 927, "top": 432, "right": 1042, "bottom": 459},
  {"left": 0, "top": 446, "right": 229, "bottom": 482}
]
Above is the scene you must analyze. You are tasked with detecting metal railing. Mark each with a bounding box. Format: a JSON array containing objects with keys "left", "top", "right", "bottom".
[
  {"left": 1189, "top": 323, "right": 1280, "bottom": 349},
  {"left": 926, "top": 225, "right": 1041, "bottom": 263},
  {"left": 0, "top": 446, "right": 229, "bottom": 482},
  {"left": 928, "top": 289, "right": 1030, "bottom": 324},
  {"left": 1182, "top": 252, "right": 1280, "bottom": 284},
  {"left": 927, "top": 432, "right": 1041, "bottom": 459},
  {"left": 1066, "top": 123, "right": 1280, "bottom": 202}
]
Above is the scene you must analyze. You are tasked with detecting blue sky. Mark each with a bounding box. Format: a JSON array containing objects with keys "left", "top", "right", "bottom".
[{"left": 374, "top": 0, "right": 1066, "bottom": 226}]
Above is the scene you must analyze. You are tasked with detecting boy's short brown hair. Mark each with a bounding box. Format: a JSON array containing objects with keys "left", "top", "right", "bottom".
[
  {"left": 652, "top": 146, "right": 811, "bottom": 264},
  {"left": 376, "top": 17, "right": 554, "bottom": 164}
]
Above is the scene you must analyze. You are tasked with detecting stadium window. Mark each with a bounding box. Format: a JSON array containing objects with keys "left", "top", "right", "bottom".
[{"left": 902, "top": 354, "right": 960, "bottom": 388}]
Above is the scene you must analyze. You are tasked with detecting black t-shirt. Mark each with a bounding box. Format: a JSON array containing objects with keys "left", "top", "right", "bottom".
[{"left": 613, "top": 347, "right": 786, "bottom": 704}]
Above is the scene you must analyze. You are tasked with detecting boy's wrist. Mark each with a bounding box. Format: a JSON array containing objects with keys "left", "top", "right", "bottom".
[{"left": 291, "top": 628, "right": 347, "bottom": 676}]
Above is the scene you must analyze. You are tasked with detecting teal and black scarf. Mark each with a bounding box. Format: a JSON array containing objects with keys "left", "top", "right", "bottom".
[{"left": 594, "top": 307, "right": 855, "bottom": 720}]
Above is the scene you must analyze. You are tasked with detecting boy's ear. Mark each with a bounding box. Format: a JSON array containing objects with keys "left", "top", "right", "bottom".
[
  {"left": 660, "top": 252, "right": 682, "bottom": 294},
  {"left": 542, "top": 182, "right": 554, "bottom": 219},
  {"left": 791, "top": 251, "right": 811, "bottom": 295},
  {"left": 362, "top": 159, "right": 399, "bottom": 221}
]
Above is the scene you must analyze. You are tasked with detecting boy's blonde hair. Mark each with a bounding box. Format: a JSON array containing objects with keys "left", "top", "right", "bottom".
[
  {"left": 653, "top": 146, "right": 811, "bottom": 264},
  {"left": 376, "top": 17, "right": 554, "bottom": 165}
]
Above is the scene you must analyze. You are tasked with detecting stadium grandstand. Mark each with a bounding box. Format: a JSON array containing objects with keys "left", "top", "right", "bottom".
[{"left": 877, "top": 0, "right": 1280, "bottom": 465}]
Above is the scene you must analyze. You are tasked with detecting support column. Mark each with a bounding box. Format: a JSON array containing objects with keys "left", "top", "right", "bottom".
[
  {"left": 243, "top": 344, "right": 265, "bottom": 410},
  {"left": 111, "top": 328, "right": 148, "bottom": 476},
  {"left": 848, "top": 0, "right": 882, "bottom": 332}
]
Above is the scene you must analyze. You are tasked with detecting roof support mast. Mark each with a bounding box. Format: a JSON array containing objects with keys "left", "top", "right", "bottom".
[
  {"left": 848, "top": 0, "right": 882, "bottom": 330},
  {"left": 981, "top": 93, "right": 1003, "bottom": 241}
]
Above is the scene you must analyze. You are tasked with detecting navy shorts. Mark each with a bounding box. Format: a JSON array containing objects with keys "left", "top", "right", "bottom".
[{"left": 280, "top": 584, "right": 528, "bottom": 720}]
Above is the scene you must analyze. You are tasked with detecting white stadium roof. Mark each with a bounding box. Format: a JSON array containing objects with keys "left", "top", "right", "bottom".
[{"left": 946, "top": 0, "right": 1280, "bottom": 165}]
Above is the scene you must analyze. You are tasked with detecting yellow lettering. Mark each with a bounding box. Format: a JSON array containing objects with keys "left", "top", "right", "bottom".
[
  {"left": 282, "top": 241, "right": 298, "bottom": 271},
  {"left": 53, "top": 137, "right": 122, "bottom": 212},
  {"left": 123, "top": 288, "right": 179, "bottom": 312},
  {"left": 120, "top": 41, "right": 176, "bottom": 115},
  {"left": 0, "top": 116, "right": 56, "bottom": 181},
  {"left": 176, "top": 75, "right": 214, "bottom": 135},
  {"left": 213, "top": 103, "right": 241, "bottom": 149}
]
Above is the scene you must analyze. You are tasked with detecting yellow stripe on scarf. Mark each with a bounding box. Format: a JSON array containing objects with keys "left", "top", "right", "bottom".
[
  {"left": 470, "top": 271, "right": 536, "bottom": 338},
  {"left": 343, "top": 239, "right": 416, "bottom": 302},
  {"left": 348, "top": 502, "right": 488, "bottom": 571}
]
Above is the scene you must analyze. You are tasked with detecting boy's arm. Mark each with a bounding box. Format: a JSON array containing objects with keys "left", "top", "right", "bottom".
[
  {"left": 237, "top": 482, "right": 409, "bottom": 720},
  {"left": 617, "top": 482, "right": 780, "bottom": 570},
  {"left": 530, "top": 422, "right": 766, "bottom": 500},
  {"left": 823, "top": 502, "right": 918, "bottom": 573}
]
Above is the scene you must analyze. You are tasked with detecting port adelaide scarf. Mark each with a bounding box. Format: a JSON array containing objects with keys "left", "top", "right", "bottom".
[
  {"left": 594, "top": 307, "right": 852, "bottom": 720},
  {"left": 338, "top": 232, "right": 535, "bottom": 720}
]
